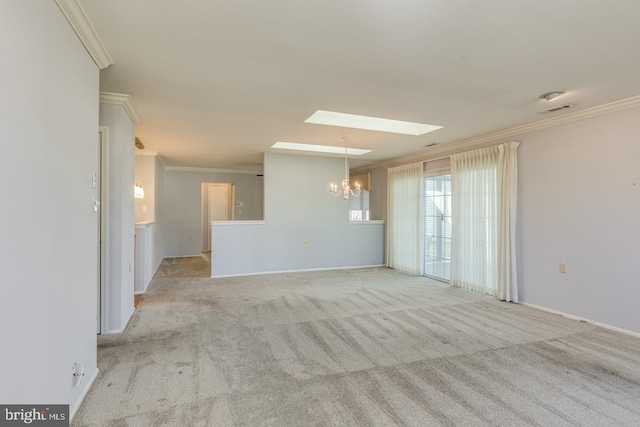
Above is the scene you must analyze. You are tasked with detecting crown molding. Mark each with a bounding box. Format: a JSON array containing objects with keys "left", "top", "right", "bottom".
[
  {"left": 352, "top": 95, "right": 640, "bottom": 174},
  {"left": 165, "top": 166, "right": 263, "bottom": 175},
  {"left": 156, "top": 155, "right": 167, "bottom": 169},
  {"left": 99, "top": 92, "right": 142, "bottom": 125},
  {"left": 55, "top": 0, "right": 113, "bottom": 69}
]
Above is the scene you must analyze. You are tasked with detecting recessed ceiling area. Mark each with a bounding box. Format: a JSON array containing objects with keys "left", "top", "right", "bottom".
[{"left": 78, "top": 0, "right": 640, "bottom": 170}]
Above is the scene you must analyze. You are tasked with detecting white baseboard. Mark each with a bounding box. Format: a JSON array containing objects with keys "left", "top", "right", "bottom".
[
  {"left": 521, "top": 302, "right": 640, "bottom": 339},
  {"left": 212, "top": 264, "right": 386, "bottom": 278},
  {"left": 70, "top": 367, "right": 99, "bottom": 423},
  {"left": 165, "top": 254, "right": 203, "bottom": 259},
  {"left": 104, "top": 306, "right": 135, "bottom": 334}
]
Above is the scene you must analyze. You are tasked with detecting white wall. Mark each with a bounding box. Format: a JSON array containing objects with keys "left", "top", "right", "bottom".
[
  {"left": 0, "top": 0, "right": 99, "bottom": 413},
  {"left": 152, "top": 156, "right": 164, "bottom": 273},
  {"left": 163, "top": 170, "right": 264, "bottom": 257},
  {"left": 100, "top": 103, "right": 135, "bottom": 333},
  {"left": 134, "top": 155, "right": 156, "bottom": 222},
  {"left": 134, "top": 222, "right": 156, "bottom": 293},
  {"left": 367, "top": 106, "right": 640, "bottom": 335},
  {"left": 516, "top": 107, "right": 640, "bottom": 333},
  {"left": 210, "top": 153, "right": 385, "bottom": 277},
  {"left": 369, "top": 167, "right": 387, "bottom": 221}
]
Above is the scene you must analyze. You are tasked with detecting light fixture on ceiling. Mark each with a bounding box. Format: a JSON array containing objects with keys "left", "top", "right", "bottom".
[
  {"left": 134, "top": 137, "right": 144, "bottom": 199},
  {"left": 540, "top": 91, "right": 565, "bottom": 102},
  {"left": 330, "top": 137, "right": 361, "bottom": 200}
]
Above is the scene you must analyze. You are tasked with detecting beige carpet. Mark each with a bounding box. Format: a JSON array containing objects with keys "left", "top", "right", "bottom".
[{"left": 73, "top": 256, "right": 640, "bottom": 426}]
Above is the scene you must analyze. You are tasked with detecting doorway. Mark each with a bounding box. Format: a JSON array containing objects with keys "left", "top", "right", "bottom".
[
  {"left": 201, "top": 182, "right": 235, "bottom": 252},
  {"left": 424, "top": 174, "right": 452, "bottom": 281}
]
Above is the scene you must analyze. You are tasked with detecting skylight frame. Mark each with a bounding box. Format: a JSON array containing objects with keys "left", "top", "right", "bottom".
[
  {"left": 305, "top": 110, "right": 442, "bottom": 136},
  {"left": 271, "top": 141, "right": 371, "bottom": 156}
]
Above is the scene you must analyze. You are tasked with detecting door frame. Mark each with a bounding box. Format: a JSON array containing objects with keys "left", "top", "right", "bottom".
[
  {"left": 97, "top": 126, "right": 109, "bottom": 334},
  {"left": 201, "top": 182, "right": 234, "bottom": 252}
]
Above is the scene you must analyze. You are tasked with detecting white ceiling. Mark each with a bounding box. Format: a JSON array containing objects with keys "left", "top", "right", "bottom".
[{"left": 80, "top": 0, "right": 640, "bottom": 170}]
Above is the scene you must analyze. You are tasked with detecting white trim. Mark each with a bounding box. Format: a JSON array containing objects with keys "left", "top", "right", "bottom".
[
  {"left": 211, "top": 220, "right": 265, "bottom": 226},
  {"left": 156, "top": 155, "right": 167, "bottom": 169},
  {"left": 99, "top": 92, "right": 142, "bottom": 125},
  {"left": 521, "top": 302, "right": 640, "bottom": 339},
  {"left": 165, "top": 166, "right": 264, "bottom": 174},
  {"left": 348, "top": 220, "right": 386, "bottom": 225},
  {"left": 352, "top": 95, "right": 640, "bottom": 174},
  {"left": 135, "top": 220, "right": 155, "bottom": 228},
  {"left": 69, "top": 368, "right": 99, "bottom": 423},
  {"left": 165, "top": 254, "right": 204, "bottom": 259},
  {"left": 138, "top": 150, "right": 159, "bottom": 157},
  {"left": 98, "top": 127, "right": 109, "bottom": 335},
  {"left": 212, "top": 264, "right": 386, "bottom": 278},
  {"left": 104, "top": 305, "right": 135, "bottom": 334},
  {"left": 55, "top": 0, "right": 113, "bottom": 69},
  {"left": 134, "top": 291, "right": 145, "bottom": 296}
]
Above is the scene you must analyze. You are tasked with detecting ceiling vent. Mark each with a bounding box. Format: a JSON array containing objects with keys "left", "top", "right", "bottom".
[{"left": 539, "top": 104, "right": 574, "bottom": 114}]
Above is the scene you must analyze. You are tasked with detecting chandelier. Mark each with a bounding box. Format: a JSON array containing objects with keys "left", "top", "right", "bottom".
[{"left": 330, "top": 137, "right": 361, "bottom": 200}]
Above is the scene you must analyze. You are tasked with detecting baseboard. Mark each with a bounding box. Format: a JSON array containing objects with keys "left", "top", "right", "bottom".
[
  {"left": 70, "top": 367, "right": 99, "bottom": 423},
  {"left": 521, "top": 302, "right": 640, "bottom": 339},
  {"left": 134, "top": 291, "right": 145, "bottom": 295},
  {"left": 165, "top": 254, "right": 203, "bottom": 259},
  {"left": 212, "top": 264, "right": 386, "bottom": 278},
  {"left": 104, "top": 305, "right": 135, "bottom": 334}
]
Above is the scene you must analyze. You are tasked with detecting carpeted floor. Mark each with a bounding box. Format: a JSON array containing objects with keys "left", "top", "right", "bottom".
[{"left": 73, "top": 256, "right": 640, "bottom": 426}]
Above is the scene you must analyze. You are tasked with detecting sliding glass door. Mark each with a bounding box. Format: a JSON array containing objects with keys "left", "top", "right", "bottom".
[{"left": 424, "top": 174, "right": 452, "bottom": 281}]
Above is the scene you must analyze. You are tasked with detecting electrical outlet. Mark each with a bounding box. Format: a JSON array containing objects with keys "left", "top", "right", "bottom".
[
  {"left": 189, "top": 235, "right": 193, "bottom": 240},
  {"left": 559, "top": 263, "right": 567, "bottom": 274},
  {"left": 303, "top": 239, "right": 308, "bottom": 247}
]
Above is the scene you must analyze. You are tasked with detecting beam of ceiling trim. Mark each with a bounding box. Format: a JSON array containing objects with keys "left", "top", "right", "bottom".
[
  {"left": 99, "top": 92, "right": 142, "bottom": 125},
  {"left": 165, "top": 166, "right": 264, "bottom": 175},
  {"left": 352, "top": 95, "right": 640, "bottom": 174},
  {"left": 137, "top": 150, "right": 159, "bottom": 157},
  {"left": 55, "top": 0, "right": 113, "bottom": 69}
]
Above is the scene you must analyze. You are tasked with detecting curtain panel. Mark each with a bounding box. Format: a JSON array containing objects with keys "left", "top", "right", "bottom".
[
  {"left": 386, "top": 162, "right": 424, "bottom": 275},
  {"left": 450, "top": 142, "right": 519, "bottom": 302}
]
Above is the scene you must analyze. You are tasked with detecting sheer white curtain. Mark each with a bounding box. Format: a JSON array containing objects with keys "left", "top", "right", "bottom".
[
  {"left": 387, "top": 162, "right": 424, "bottom": 275},
  {"left": 450, "top": 142, "right": 519, "bottom": 301}
]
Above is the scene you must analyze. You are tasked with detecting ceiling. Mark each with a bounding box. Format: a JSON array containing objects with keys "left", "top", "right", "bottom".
[{"left": 80, "top": 0, "right": 640, "bottom": 170}]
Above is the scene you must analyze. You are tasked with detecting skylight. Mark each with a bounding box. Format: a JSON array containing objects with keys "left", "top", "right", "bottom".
[
  {"left": 271, "top": 141, "right": 371, "bottom": 155},
  {"left": 305, "top": 110, "right": 442, "bottom": 136}
]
